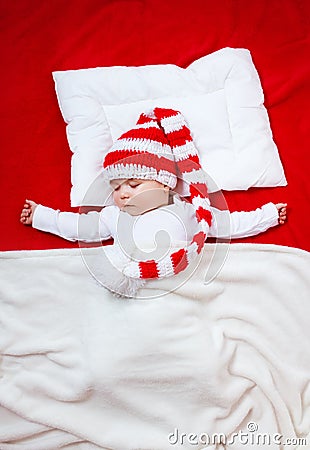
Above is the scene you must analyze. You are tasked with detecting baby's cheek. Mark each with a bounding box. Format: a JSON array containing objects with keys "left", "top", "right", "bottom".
[{"left": 112, "top": 193, "right": 119, "bottom": 207}]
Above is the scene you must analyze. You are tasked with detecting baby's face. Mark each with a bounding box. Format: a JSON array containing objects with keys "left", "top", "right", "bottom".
[{"left": 110, "top": 179, "right": 169, "bottom": 216}]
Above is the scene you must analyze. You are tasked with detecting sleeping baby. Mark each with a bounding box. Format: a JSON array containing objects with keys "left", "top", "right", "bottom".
[{"left": 20, "top": 108, "right": 287, "bottom": 295}]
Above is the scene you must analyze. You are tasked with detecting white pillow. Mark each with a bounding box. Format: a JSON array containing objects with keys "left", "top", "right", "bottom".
[{"left": 53, "top": 47, "right": 287, "bottom": 206}]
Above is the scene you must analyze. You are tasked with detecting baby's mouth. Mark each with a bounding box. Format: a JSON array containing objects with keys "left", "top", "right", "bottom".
[
  {"left": 121, "top": 203, "right": 135, "bottom": 211},
  {"left": 121, "top": 204, "right": 142, "bottom": 216}
]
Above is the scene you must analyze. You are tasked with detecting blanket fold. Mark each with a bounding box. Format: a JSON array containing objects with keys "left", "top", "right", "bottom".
[{"left": 0, "top": 244, "right": 309, "bottom": 450}]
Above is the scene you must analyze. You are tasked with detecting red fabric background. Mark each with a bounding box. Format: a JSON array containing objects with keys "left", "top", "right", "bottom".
[{"left": 1, "top": 0, "right": 309, "bottom": 251}]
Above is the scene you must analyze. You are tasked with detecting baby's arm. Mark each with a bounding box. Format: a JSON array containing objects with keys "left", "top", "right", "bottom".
[
  {"left": 208, "top": 202, "right": 287, "bottom": 239},
  {"left": 20, "top": 200, "right": 115, "bottom": 242}
]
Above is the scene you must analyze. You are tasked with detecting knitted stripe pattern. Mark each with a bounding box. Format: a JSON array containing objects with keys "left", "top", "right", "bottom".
[
  {"left": 103, "top": 114, "right": 178, "bottom": 189},
  {"left": 103, "top": 107, "right": 212, "bottom": 280}
]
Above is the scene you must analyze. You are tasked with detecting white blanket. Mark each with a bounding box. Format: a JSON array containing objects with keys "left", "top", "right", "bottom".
[{"left": 0, "top": 244, "right": 309, "bottom": 450}]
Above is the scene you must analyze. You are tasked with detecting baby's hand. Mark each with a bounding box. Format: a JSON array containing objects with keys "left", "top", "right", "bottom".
[
  {"left": 276, "top": 203, "right": 287, "bottom": 225},
  {"left": 20, "top": 200, "right": 38, "bottom": 226}
]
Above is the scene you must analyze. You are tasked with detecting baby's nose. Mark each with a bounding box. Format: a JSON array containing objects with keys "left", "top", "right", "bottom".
[{"left": 120, "top": 186, "right": 130, "bottom": 198}]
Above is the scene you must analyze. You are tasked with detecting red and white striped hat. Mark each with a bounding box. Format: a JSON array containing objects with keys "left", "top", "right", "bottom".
[
  {"left": 103, "top": 107, "right": 212, "bottom": 282},
  {"left": 103, "top": 110, "right": 179, "bottom": 191}
]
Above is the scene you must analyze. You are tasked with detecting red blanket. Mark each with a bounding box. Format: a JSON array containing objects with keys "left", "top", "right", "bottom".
[{"left": 2, "top": 0, "right": 309, "bottom": 251}]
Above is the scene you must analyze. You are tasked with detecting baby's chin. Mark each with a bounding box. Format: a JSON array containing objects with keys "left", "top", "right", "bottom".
[
  {"left": 121, "top": 204, "right": 158, "bottom": 216},
  {"left": 121, "top": 205, "right": 147, "bottom": 216},
  {"left": 121, "top": 205, "right": 139, "bottom": 216}
]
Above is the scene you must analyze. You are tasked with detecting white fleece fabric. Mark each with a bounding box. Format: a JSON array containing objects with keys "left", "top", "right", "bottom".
[{"left": 0, "top": 244, "right": 309, "bottom": 449}]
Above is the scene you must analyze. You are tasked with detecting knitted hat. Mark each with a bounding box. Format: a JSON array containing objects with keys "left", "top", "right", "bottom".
[
  {"left": 103, "top": 110, "right": 179, "bottom": 191},
  {"left": 102, "top": 107, "right": 212, "bottom": 283}
]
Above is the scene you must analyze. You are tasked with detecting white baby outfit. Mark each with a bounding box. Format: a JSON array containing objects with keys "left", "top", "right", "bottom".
[
  {"left": 32, "top": 196, "right": 279, "bottom": 297},
  {"left": 33, "top": 197, "right": 278, "bottom": 245}
]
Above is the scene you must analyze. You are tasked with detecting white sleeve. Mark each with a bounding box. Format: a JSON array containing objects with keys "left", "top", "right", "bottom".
[
  {"left": 208, "top": 202, "right": 279, "bottom": 239},
  {"left": 32, "top": 204, "right": 114, "bottom": 242}
]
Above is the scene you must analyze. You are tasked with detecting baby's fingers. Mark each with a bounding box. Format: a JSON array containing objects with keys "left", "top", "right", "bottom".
[
  {"left": 20, "top": 200, "right": 37, "bottom": 226},
  {"left": 276, "top": 202, "right": 287, "bottom": 211},
  {"left": 22, "top": 206, "right": 31, "bottom": 213},
  {"left": 275, "top": 203, "right": 288, "bottom": 226},
  {"left": 278, "top": 209, "right": 287, "bottom": 225},
  {"left": 25, "top": 199, "right": 37, "bottom": 207},
  {"left": 21, "top": 210, "right": 29, "bottom": 218},
  {"left": 20, "top": 215, "right": 31, "bottom": 225}
]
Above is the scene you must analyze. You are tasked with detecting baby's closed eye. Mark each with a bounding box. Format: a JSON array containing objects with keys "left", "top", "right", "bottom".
[{"left": 128, "top": 181, "right": 140, "bottom": 188}]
